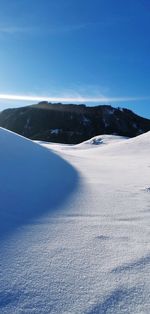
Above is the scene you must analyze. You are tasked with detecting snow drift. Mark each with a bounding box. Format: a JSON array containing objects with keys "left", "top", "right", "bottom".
[
  {"left": 76, "top": 134, "right": 128, "bottom": 149},
  {"left": 0, "top": 128, "right": 79, "bottom": 239}
]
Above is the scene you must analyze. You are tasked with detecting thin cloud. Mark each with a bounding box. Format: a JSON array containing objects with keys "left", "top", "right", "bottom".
[
  {"left": 0, "top": 23, "right": 89, "bottom": 36},
  {"left": 0, "top": 26, "right": 34, "bottom": 34},
  {"left": 0, "top": 18, "right": 128, "bottom": 36},
  {"left": 0, "top": 94, "right": 150, "bottom": 104},
  {"left": 46, "top": 23, "right": 88, "bottom": 34}
]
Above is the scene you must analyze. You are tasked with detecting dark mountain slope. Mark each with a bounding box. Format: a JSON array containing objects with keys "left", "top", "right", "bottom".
[{"left": 0, "top": 102, "right": 150, "bottom": 143}]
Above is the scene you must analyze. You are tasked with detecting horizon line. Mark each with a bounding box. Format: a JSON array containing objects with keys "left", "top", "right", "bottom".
[{"left": 0, "top": 94, "right": 150, "bottom": 104}]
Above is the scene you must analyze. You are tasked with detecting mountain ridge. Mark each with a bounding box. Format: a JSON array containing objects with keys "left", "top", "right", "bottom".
[{"left": 0, "top": 102, "right": 150, "bottom": 143}]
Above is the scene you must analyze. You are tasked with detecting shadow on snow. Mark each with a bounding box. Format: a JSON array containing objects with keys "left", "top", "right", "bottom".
[{"left": 0, "top": 128, "right": 79, "bottom": 240}]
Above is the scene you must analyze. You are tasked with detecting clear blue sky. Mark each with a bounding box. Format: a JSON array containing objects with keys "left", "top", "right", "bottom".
[{"left": 0, "top": 0, "right": 150, "bottom": 118}]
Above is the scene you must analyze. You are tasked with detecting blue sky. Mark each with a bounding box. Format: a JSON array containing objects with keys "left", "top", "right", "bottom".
[{"left": 0, "top": 0, "right": 150, "bottom": 118}]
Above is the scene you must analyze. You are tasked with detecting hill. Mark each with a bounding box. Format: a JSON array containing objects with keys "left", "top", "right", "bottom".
[{"left": 0, "top": 102, "right": 150, "bottom": 143}]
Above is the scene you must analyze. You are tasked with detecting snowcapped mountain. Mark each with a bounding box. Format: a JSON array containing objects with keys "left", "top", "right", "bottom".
[
  {"left": 1, "top": 127, "right": 150, "bottom": 313},
  {"left": 0, "top": 102, "right": 150, "bottom": 143}
]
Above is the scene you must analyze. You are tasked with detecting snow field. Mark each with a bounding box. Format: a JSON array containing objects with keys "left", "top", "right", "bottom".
[{"left": 0, "top": 128, "right": 150, "bottom": 313}]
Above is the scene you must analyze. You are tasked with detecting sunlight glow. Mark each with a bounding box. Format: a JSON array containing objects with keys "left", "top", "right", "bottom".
[{"left": 0, "top": 94, "right": 150, "bottom": 103}]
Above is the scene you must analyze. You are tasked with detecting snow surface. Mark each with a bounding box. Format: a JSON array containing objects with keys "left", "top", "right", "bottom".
[
  {"left": 76, "top": 134, "right": 128, "bottom": 149},
  {"left": 37, "top": 134, "right": 128, "bottom": 152},
  {"left": 1, "top": 128, "right": 150, "bottom": 313}
]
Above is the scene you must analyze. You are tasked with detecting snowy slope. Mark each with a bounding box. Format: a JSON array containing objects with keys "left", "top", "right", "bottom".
[
  {"left": 76, "top": 134, "right": 128, "bottom": 149},
  {"left": 37, "top": 134, "right": 128, "bottom": 154},
  {"left": 1, "top": 128, "right": 150, "bottom": 313},
  {"left": 0, "top": 128, "right": 78, "bottom": 239}
]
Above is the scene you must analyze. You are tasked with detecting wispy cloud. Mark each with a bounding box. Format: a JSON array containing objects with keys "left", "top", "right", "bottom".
[
  {"left": 46, "top": 23, "right": 88, "bottom": 34},
  {"left": 0, "top": 94, "right": 150, "bottom": 104},
  {"left": 0, "top": 23, "right": 89, "bottom": 36},
  {"left": 0, "top": 17, "right": 129, "bottom": 36},
  {"left": 0, "top": 26, "right": 34, "bottom": 34}
]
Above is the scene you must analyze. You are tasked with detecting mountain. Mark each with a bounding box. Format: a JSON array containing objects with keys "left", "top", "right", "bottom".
[{"left": 0, "top": 102, "right": 150, "bottom": 143}]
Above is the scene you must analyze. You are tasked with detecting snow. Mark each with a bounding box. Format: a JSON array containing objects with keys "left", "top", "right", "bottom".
[
  {"left": 50, "top": 129, "right": 61, "bottom": 135},
  {"left": 76, "top": 134, "right": 128, "bottom": 149},
  {"left": 82, "top": 115, "right": 91, "bottom": 126},
  {"left": 118, "top": 107, "right": 124, "bottom": 112},
  {"left": 24, "top": 117, "right": 31, "bottom": 130},
  {"left": 103, "top": 118, "right": 109, "bottom": 128},
  {"left": 0, "top": 128, "right": 78, "bottom": 239},
  {"left": 38, "top": 135, "right": 128, "bottom": 152},
  {"left": 105, "top": 107, "right": 115, "bottom": 115},
  {"left": 1, "top": 128, "right": 150, "bottom": 313}
]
